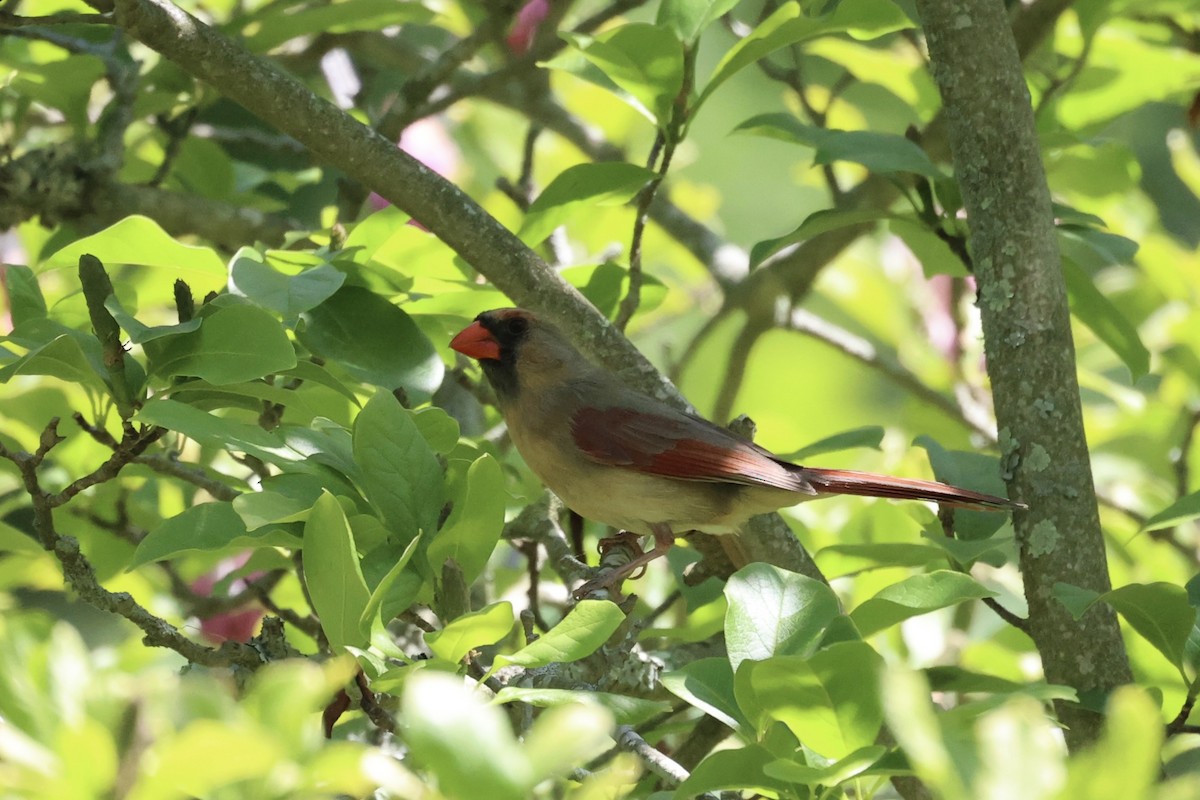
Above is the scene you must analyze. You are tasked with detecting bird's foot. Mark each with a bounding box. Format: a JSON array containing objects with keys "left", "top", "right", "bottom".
[
  {"left": 572, "top": 527, "right": 674, "bottom": 600},
  {"left": 596, "top": 531, "right": 649, "bottom": 579}
]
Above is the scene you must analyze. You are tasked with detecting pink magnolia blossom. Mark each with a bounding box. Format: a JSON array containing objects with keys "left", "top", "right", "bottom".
[
  {"left": 191, "top": 552, "right": 265, "bottom": 644},
  {"left": 506, "top": 0, "right": 551, "bottom": 55}
]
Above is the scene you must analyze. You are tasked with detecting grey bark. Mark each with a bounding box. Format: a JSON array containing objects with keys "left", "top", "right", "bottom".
[{"left": 914, "top": 0, "right": 1133, "bottom": 748}]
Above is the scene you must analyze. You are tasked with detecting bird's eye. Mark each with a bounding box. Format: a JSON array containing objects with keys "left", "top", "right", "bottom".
[{"left": 506, "top": 317, "right": 529, "bottom": 336}]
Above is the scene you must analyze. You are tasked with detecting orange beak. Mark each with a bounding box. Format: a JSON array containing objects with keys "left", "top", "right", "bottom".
[{"left": 450, "top": 321, "right": 502, "bottom": 361}]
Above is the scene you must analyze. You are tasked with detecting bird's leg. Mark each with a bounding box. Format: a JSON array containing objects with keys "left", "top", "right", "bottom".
[{"left": 573, "top": 524, "right": 675, "bottom": 599}]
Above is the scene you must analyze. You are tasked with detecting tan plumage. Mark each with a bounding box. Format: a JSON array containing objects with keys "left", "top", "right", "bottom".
[{"left": 451, "top": 308, "right": 1022, "bottom": 594}]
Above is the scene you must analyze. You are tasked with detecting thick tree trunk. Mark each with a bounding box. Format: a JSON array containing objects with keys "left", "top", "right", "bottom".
[{"left": 914, "top": 0, "right": 1133, "bottom": 749}]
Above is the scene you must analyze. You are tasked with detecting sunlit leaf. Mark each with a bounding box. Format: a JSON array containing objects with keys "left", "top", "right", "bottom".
[
  {"left": 494, "top": 600, "right": 624, "bottom": 670},
  {"left": 303, "top": 492, "right": 371, "bottom": 653},
  {"left": 850, "top": 571, "right": 995, "bottom": 637},
  {"left": 426, "top": 601, "right": 514, "bottom": 664},
  {"left": 724, "top": 563, "right": 840, "bottom": 671},
  {"left": 518, "top": 162, "right": 655, "bottom": 245}
]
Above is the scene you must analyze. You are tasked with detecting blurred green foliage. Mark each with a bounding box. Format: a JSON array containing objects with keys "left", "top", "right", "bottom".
[{"left": 3, "top": 0, "right": 1200, "bottom": 796}]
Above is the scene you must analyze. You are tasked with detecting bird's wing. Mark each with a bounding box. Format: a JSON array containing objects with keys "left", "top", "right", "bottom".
[{"left": 570, "top": 405, "right": 816, "bottom": 494}]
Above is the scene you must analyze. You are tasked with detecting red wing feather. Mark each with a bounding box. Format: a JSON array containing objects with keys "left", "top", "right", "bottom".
[{"left": 570, "top": 406, "right": 814, "bottom": 493}]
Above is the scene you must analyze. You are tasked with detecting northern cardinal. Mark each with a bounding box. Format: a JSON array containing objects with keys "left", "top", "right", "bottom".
[{"left": 450, "top": 308, "right": 1022, "bottom": 595}]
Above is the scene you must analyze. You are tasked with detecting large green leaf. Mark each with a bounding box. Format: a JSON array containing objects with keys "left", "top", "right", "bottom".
[
  {"left": 297, "top": 286, "right": 442, "bottom": 401},
  {"left": 724, "top": 563, "right": 840, "bottom": 671},
  {"left": 562, "top": 24, "right": 684, "bottom": 127},
  {"left": 492, "top": 686, "right": 670, "bottom": 726},
  {"left": 675, "top": 745, "right": 791, "bottom": 798},
  {"left": 1055, "top": 581, "right": 1193, "bottom": 678},
  {"left": 302, "top": 492, "right": 371, "bottom": 653},
  {"left": 698, "top": 0, "right": 912, "bottom": 110},
  {"left": 144, "top": 303, "right": 296, "bottom": 384},
  {"left": 227, "top": 249, "right": 346, "bottom": 317},
  {"left": 402, "top": 672, "right": 531, "bottom": 800},
  {"left": 104, "top": 296, "right": 202, "bottom": 344},
  {"left": 736, "top": 643, "right": 884, "bottom": 758},
  {"left": 426, "top": 454, "right": 506, "bottom": 586},
  {"left": 657, "top": 0, "right": 739, "bottom": 42},
  {"left": 130, "top": 502, "right": 297, "bottom": 569},
  {"left": 241, "top": 0, "right": 435, "bottom": 52},
  {"left": 426, "top": 601, "right": 514, "bottom": 664},
  {"left": 1142, "top": 490, "right": 1200, "bottom": 532},
  {"left": 351, "top": 391, "right": 444, "bottom": 543},
  {"left": 40, "top": 216, "right": 226, "bottom": 295},
  {"left": 1061, "top": 256, "right": 1149, "bottom": 380},
  {"left": 0, "top": 333, "right": 106, "bottom": 390},
  {"left": 5, "top": 265, "right": 47, "bottom": 327},
  {"left": 660, "top": 657, "right": 746, "bottom": 731},
  {"left": 849, "top": 570, "right": 996, "bottom": 637},
  {"left": 494, "top": 600, "right": 625, "bottom": 670},
  {"left": 734, "top": 114, "right": 943, "bottom": 178},
  {"left": 750, "top": 209, "right": 893, "bottom": 268},
  {"left": 134, "top": 398, "right": 298, "bottom": 465},
  {"left": 518, "top": 162, "right": 656, "bottom": 246},
  {"left": 776, "top": 425, "right": 884, "bottom": 461}
]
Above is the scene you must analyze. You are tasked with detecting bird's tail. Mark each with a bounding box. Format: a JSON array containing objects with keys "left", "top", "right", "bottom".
[{"left": 796, "top": 467, "right": 1024, "bottom": 511}]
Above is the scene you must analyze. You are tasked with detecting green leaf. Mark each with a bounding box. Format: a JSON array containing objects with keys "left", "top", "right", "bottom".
[
  {"left": 0, "top": 334, "right": 105, "bottom": 390},
  {"left": 562, "top": 24, "right": 684, "bottom": 127},
  {"left": 232, "top": 476, "right": 322, "bottom": 530},
  {"left": 279, "top": 359, "right": 362, "bottom": 406},
  {"left": 1057, "top": 581, "right": 1193, "bottom": 676},
  {"left": 242, "top": 0, "right": 435, "bottom": 52},
  {"left": 816, "top": 542, "right": 945, "bottom": 578},
  {"left": 303, "top": 492, "right": 371, "bottom": 653},
  {"left": 426, "top": 601, "right": 515, "bottom": 664},
  {"left": 919, "top": 531, "right": 1014, "bottom": 568},
  {"left": 129, "top": 502, "right": 297, "bottom": 569},
  {"left": 1142, "top": 490, "right": 1200, "bottom": 532},
  {"left": 881, "top": 667, "right": 967, "bottom": 797},
  {"left": 1058, "top": 687, "right": 1164, "bottom": 800},
  {"left": 411, "top": 407, "right": 461, "bottom": 454},
  {"left": 426, "top": 455, "right": 506, "bottom": 586},
  {"left": 777, "top": 425, "right": 885, "bottom": 461},
  {"left": 297, "top": 286, "right": 443, "bottom": 401},
  {"left": 351, "top": 391, "right": 444, "bottom": 543},
  {"left": 104, "top": 296, "right": 202, "bottom": 344},
  {"left": 494, "top": 600, "right": 625, "bottom": 670},
  {"left": 492, "top": 687, "right": 670, "bottom": 726},
  {"left": 6, "top": 265, "right": 47, "bottom": 326},
  {"left": 228, "top": 249, "right": 346, "bottom": 317},
  {"left": 518, "top": 162, "right": 656, "bottom": 246},
  {"left": 402, "top": 672, "right": 530, "bottom": 800},
  {"left": 915, "top": 437, "right": 1013, "bottom": 540},
  {"left": 40, "top": 216, "right": 226, "bottom": 295},
  {"left": 361, "top": 537, "right": 426, "bottom": 625},
  {"left": 724, "top": 563, "right": 840, "bottom": 671},
  {"left": 144, "top": 303, "right": 296, "bottom": 384},
  {"left": 1061, "top": 257, "right": 1149, "bottom": 380},
  {"left": 675, "top": 745, "right": 789, "bottom": 798},
  {"left": 925, "top": 666, "right": 1076, "bottom": 701},
  {"left": 736, "top": 643, "right": 884, "bottom": 758},
  {"left": 850, "top": 571, "right": 996, "bottom": 637},
  {"left": 657, "top": 0, "right": 739, "bottom": 42},
  {"left": 750, "top": 209, "right": 892, "bottom": 268},
  {"left": 698, "top": 0, "right": 912, "bottom": 109},
  {"left": 763, "top": 745, "right": 889, "bottom": 785},
  {"left": 734, "top": 114, "right": 942, "bottom": 177},
  {"left": 661, "top": 657, "right": 746, "bottom": 731},
  {"left": 135, "top": 398, "right": 298, "bottom": 466}
]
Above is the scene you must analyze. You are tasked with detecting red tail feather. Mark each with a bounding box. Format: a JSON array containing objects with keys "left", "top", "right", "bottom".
[{"left": 797, "top": 467, "right": 1024, "bottom": 511}]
